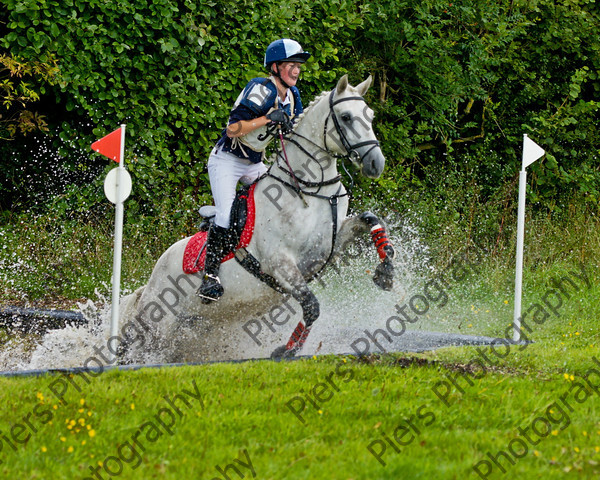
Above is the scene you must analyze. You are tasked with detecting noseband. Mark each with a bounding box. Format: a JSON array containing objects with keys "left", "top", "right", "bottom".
[{"left": 324, "top": 91, "right": 380, "bottom": 163}]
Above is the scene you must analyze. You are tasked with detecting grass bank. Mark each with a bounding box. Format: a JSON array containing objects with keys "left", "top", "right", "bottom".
[
  {"left": 0, "top": 221, "right": 598, "bottom": 478},
  {"left": 0, "top": 349, "right": 599, "bottom": 479}
]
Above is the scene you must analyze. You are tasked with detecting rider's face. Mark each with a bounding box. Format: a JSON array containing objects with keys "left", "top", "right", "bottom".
[{"left": 276, "top": 62, "right": 302, "bottom": 87}]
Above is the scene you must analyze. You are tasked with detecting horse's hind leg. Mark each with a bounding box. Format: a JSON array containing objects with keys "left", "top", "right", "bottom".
[{"left": 333, "top": 212, "right": 395, "bottom": 290}]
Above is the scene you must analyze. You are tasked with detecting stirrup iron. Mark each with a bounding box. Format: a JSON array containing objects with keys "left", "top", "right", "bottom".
[{"left": 196, "top": 273, "right": 224, "bottom": 303}]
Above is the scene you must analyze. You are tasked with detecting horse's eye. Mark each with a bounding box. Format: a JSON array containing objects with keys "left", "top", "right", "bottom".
[{"left": 341, "top": 113, "right": 352, "bottom": 122}]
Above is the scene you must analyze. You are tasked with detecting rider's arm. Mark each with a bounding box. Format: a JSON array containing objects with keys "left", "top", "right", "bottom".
[{"left": 226, "top": 116, "right": 270, "bottom": 138}]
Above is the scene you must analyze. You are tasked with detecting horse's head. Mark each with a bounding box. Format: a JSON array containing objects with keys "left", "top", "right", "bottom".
[{"left": 325, "top": 75, "right": 385, "bottom": 178}]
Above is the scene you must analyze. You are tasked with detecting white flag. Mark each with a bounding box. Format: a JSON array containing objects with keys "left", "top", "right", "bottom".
[{"left": 522, "top": 134, "right": 545, "bottom": 168}]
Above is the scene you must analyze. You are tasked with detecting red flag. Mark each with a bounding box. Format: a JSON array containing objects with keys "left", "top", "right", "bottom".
[{"left": 91, "top": 127, "right": 122, "bottom": 162}]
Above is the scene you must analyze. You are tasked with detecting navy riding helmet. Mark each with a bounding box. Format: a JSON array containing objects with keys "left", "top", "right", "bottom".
[{"left": 264, "top": 39, "right": 311, "bottom": 68}]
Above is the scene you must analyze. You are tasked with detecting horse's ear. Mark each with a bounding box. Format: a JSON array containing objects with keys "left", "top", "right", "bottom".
[
  {"left": 356, "top": 75, "right": 373, "bottom": 96},
  {"left": 336, "top": 74, "right": 349, "bottom": 95}
]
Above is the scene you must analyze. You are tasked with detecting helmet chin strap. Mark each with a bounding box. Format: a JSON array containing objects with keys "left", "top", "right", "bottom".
[{"left": 272, "top": 63, "right": 292, "bottom": 90}]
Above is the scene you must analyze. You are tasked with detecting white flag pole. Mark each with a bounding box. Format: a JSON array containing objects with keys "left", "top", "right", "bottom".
[
  {"left": 109, "top": 124, "right": 127, "bottom": 359},
  {"left": 513, "top": 167, "right": 527, "bottom": 342},
  {"left": 513, "top": 134, "right": 545, "bottom": 342}
]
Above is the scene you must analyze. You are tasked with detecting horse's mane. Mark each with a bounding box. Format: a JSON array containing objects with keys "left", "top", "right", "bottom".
[
  {"left": 264, "top": 90, "right": 330, "bottom": 163},
  {"left": 293, "top": 89, "right": 330, "bottom": 128}
]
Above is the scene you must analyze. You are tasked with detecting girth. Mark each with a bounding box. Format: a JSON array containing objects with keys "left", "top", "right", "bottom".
[{"left": 234, "top": 177, "right": 346, "bottom": 291}]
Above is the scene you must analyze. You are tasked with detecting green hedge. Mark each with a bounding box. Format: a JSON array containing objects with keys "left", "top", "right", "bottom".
[
  {"left": 0, "top": 0, "right": 361, "bottom": 213},
  {"left": 1, "top": 0, "right": 599, "bottom": 218}
]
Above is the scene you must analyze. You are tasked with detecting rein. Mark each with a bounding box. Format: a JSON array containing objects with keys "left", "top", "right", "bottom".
[
  {"left": 238, "top": 89, "right": 378, "bottom": 289},
  {"left": 269, "top": 90, "right": 380, "bottom": 196},
  {"left": 276, "top": 128, "right": 307, "bottom": 207}
]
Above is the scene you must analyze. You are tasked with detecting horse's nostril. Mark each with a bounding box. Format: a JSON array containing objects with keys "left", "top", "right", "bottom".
[{"left": 363, "top": 149, "right": 385, "bottom": 178}]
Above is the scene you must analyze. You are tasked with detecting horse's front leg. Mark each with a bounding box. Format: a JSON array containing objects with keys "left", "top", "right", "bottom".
[
  {"left": 267, "top": 258, "right": 320, "bottom": 359},
  {"left": 334, "top": 212, "right": 395, "bottom": 290}
]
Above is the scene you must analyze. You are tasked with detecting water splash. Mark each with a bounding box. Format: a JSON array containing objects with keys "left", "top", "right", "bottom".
[{"left": 0, "top": 214, "right": 502, "bottom": 373}]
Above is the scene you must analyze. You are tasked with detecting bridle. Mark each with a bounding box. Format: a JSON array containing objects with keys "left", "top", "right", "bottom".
[
  {"left": 269, "top": 90, "right": 381, "bottom": 195},
  {"left": 239, "top": 89, "right": 382, "bottom": 288},
  {"left": 323, "top": 91, "right": 381, "bottom": 165}
]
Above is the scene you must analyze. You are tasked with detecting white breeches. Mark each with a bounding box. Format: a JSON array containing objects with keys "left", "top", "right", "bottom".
[{"left": 207, "top": 146, "right": 267, "bottom": 228}]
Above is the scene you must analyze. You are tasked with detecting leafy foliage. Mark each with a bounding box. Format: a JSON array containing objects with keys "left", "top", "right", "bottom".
[
  {"left": 0, "top": 0, "right": 598, "bottom": 219},
  {"left": 0, "top": 53, "right": 57, "bottom": 138},
  {"left": 0, "top": 0, "right": 359, "bottom": 213}
]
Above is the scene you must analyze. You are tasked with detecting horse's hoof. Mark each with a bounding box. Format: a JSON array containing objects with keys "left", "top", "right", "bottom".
[
  {"left": 373, "top": 260, "right": 394, "bottom": 291},
  {"left": 359, "top": 211, "right": 379, "bottom": 227},
  {"left": 270, "top": 345, "right": 298, "bottom": 359},
  {"left": 270, "top": 345, "right": 288, "bottom": 359}
]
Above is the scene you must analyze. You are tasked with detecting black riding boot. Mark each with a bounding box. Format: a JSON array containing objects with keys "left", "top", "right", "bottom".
[{"left": 196, "top": 224, "right": 229, "bottom": 303}]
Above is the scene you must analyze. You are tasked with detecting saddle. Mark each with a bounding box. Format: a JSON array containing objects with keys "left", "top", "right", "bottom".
[{"left": 182, "top": 184, "right": 256, "bottom": 274}]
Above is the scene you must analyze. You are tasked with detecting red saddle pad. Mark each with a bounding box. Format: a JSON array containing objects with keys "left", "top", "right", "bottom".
[{"left": 182, "top": 183, "right": 256, "bottom": 274}]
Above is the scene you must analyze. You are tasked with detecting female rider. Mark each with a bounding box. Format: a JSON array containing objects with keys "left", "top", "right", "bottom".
[{"left": 197, "top": 39, "right": 311, "bottom": 302}]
